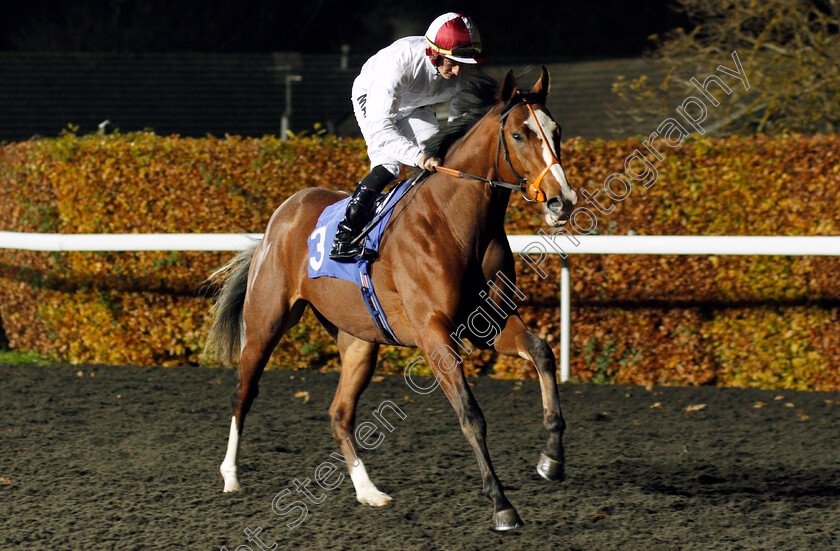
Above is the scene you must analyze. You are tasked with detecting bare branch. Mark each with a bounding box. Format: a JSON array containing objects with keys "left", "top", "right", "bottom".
[{"left": 611, "top": 0, "right": 840, "bottom": 135}]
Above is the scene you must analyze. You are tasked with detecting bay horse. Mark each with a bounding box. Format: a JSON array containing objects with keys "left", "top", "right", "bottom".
[{"left": 206, "top": 66, "right": 577, "bottom": 531}]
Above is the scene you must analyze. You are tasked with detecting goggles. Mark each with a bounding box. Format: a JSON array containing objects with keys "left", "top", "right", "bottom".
[{"left": 426, "top": 38, "right": 483, "bottom": 59}]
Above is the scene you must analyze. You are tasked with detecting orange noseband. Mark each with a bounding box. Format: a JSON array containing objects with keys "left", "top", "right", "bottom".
[{"left": 521, "top": 103, "right": 560, "bottom": 203}]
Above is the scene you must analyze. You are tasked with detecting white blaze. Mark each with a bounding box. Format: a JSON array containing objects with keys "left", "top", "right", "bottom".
[{"left": 525, "top": 109, "right": 577, "bottom": 205}]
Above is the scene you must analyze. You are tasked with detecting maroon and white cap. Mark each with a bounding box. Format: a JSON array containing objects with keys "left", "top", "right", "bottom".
[{"left": 425, "top": 13, "right": 485, "bottom": 64}]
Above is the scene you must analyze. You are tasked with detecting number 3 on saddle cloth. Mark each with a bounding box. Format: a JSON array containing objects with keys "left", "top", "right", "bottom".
[{"left": 307, "top": 178, "right": 416, "bottom": 345}]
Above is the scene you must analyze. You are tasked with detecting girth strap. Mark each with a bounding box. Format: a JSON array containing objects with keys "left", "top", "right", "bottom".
[{"left": 357, "top": 261, "right": 402, "bottom": 346}]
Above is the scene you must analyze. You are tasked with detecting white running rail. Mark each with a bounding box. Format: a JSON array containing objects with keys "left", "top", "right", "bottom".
[{"left": 0, "top": 232, "right": 263, "bottom": 252}]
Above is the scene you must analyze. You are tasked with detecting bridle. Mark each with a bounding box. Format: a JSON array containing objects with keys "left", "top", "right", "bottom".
[
  {"left": 350, "top": 98, "right": 562, "bottom": 252},
  {"left": 435, "top": 95, "right": 562, "bottom": 202}
]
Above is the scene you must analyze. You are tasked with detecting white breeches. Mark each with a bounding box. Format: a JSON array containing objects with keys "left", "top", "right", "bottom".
[{"left": 352, "top": 101, "right": 440, "bottom": 178}]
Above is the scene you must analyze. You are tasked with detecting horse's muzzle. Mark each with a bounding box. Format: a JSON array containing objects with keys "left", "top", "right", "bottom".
[{"left": 544, "top": 196, "right": 575, "bottom": 226}]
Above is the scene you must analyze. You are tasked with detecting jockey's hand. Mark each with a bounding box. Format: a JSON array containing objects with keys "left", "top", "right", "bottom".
[{"left": 418, "top": 153, "right": 442, "bottom": 172}]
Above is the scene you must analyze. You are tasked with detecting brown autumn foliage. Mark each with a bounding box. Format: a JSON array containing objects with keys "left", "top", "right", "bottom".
[{"left": 0, "top": 131, "right": 838, "bottom": 390}]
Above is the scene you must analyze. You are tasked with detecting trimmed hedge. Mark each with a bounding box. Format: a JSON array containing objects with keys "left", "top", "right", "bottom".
[{"left": 1, "top": 131, "right": 838, "bottom": 389}]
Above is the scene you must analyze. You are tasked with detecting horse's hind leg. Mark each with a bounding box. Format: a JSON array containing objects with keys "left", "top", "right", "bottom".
[
  {"left": 220, "top": 295, "right": 306, "bottom": 492},
  {"left": 494, "top": 314, "right": 566, "bottom": 482},
  {"left": 328, "top": 331, "right": 392, "bottom": 506}
]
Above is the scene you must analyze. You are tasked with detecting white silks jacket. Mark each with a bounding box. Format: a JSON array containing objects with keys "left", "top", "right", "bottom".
[{"left": 352, "top": 36, "right": 463, "bottom": 168}]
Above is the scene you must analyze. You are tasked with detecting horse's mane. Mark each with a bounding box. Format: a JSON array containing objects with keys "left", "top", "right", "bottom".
[{"left": 423, "top": 75, "right": 500, "bottom": 160}]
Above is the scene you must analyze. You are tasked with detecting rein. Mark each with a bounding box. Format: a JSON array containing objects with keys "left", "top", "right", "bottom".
[
  {"left": 435, "top": 97, "right": 560, "bottom": 202},
  {"left": 433, "top": 165, "right": 523, "bottom": 192}
]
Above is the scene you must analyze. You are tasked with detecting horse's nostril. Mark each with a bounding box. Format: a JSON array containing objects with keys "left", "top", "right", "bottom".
[{"left": 546, "top": 197, "right": 562, "bottom": 214}]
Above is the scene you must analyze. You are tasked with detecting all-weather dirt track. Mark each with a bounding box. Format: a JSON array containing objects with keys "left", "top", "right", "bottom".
[{"left": 2, "top": 363, "right": 839, "bottom": 551}]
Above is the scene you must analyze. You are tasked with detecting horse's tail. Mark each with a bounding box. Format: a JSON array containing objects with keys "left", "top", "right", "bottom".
[{"left": 204, "top": 244, "right": 258, "bottom": 367}]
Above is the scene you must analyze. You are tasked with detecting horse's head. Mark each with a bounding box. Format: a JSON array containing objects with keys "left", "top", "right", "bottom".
[{"left": 497, "top": 67, "right": 577, "bottom": 226}]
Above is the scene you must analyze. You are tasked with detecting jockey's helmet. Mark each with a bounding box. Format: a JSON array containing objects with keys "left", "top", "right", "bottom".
[{"left": 425, "top": 13, "right": 485, "bottom": 65}]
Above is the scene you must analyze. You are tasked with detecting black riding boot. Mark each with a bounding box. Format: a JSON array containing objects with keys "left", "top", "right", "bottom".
[
  {"left": 329, "top": 166, "right": 394, "bottom": 262},
  {"left": 329, "top": 183, "right": 382, "bottom": 261}
]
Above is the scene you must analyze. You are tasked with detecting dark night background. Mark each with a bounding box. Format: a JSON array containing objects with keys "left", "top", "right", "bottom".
[{"left": 1, "top": 1, "right": 690, "bottom": 60}]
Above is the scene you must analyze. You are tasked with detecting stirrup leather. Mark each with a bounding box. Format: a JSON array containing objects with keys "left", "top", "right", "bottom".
[{"left": 329, "top": 184, "right": 380, "bottom": 261}]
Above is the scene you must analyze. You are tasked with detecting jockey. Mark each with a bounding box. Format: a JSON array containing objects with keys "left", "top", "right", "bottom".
[{"left": 329, "top": 12, "right": 485, "bottom": 262}]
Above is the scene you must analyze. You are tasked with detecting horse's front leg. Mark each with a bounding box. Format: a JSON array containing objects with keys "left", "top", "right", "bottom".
[
  {"left": 418, "top": 318, "right": 523, "bottom": 531},
  {"left": 494, "top": 314, "right": 566, "bottom": 481}
]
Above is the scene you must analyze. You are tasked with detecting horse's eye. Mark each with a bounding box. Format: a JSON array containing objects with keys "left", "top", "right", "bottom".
[{"left": 512, "top": 132, "right": 524, "bottom": 142}]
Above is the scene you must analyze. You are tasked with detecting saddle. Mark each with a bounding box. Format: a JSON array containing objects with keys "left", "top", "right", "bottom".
[{"left": 306, "top": 176, "right": 420, "bottom": 345}]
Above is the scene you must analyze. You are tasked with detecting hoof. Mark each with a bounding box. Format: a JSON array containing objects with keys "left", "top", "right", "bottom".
[
  {"left": 222, "top": 480, "right": 242, "bottom": 493},
  {"left": 221, "top": 466, "right": 242, "bottom": 492},
  {"left": 492, "top": 509, "right": 524, "bottom": 531},
  {"left": 537, "top": 452, "right": 565, "bottom": 482},
  {"left": 356, "top": 489, "right": 393, "bottom": 507}
]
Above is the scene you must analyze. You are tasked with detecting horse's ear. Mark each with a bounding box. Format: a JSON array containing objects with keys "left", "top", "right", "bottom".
[
  {"left": 500, "top": 70, "right": 518, "bottom": 102},
  {"left": 530, "top": 65, "right": 550, "bottom": 101}
]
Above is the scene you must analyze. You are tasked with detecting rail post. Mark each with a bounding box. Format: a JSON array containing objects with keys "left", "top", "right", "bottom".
[{"left": 560, "top": 255, "right": 571, "bottom": 382}]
